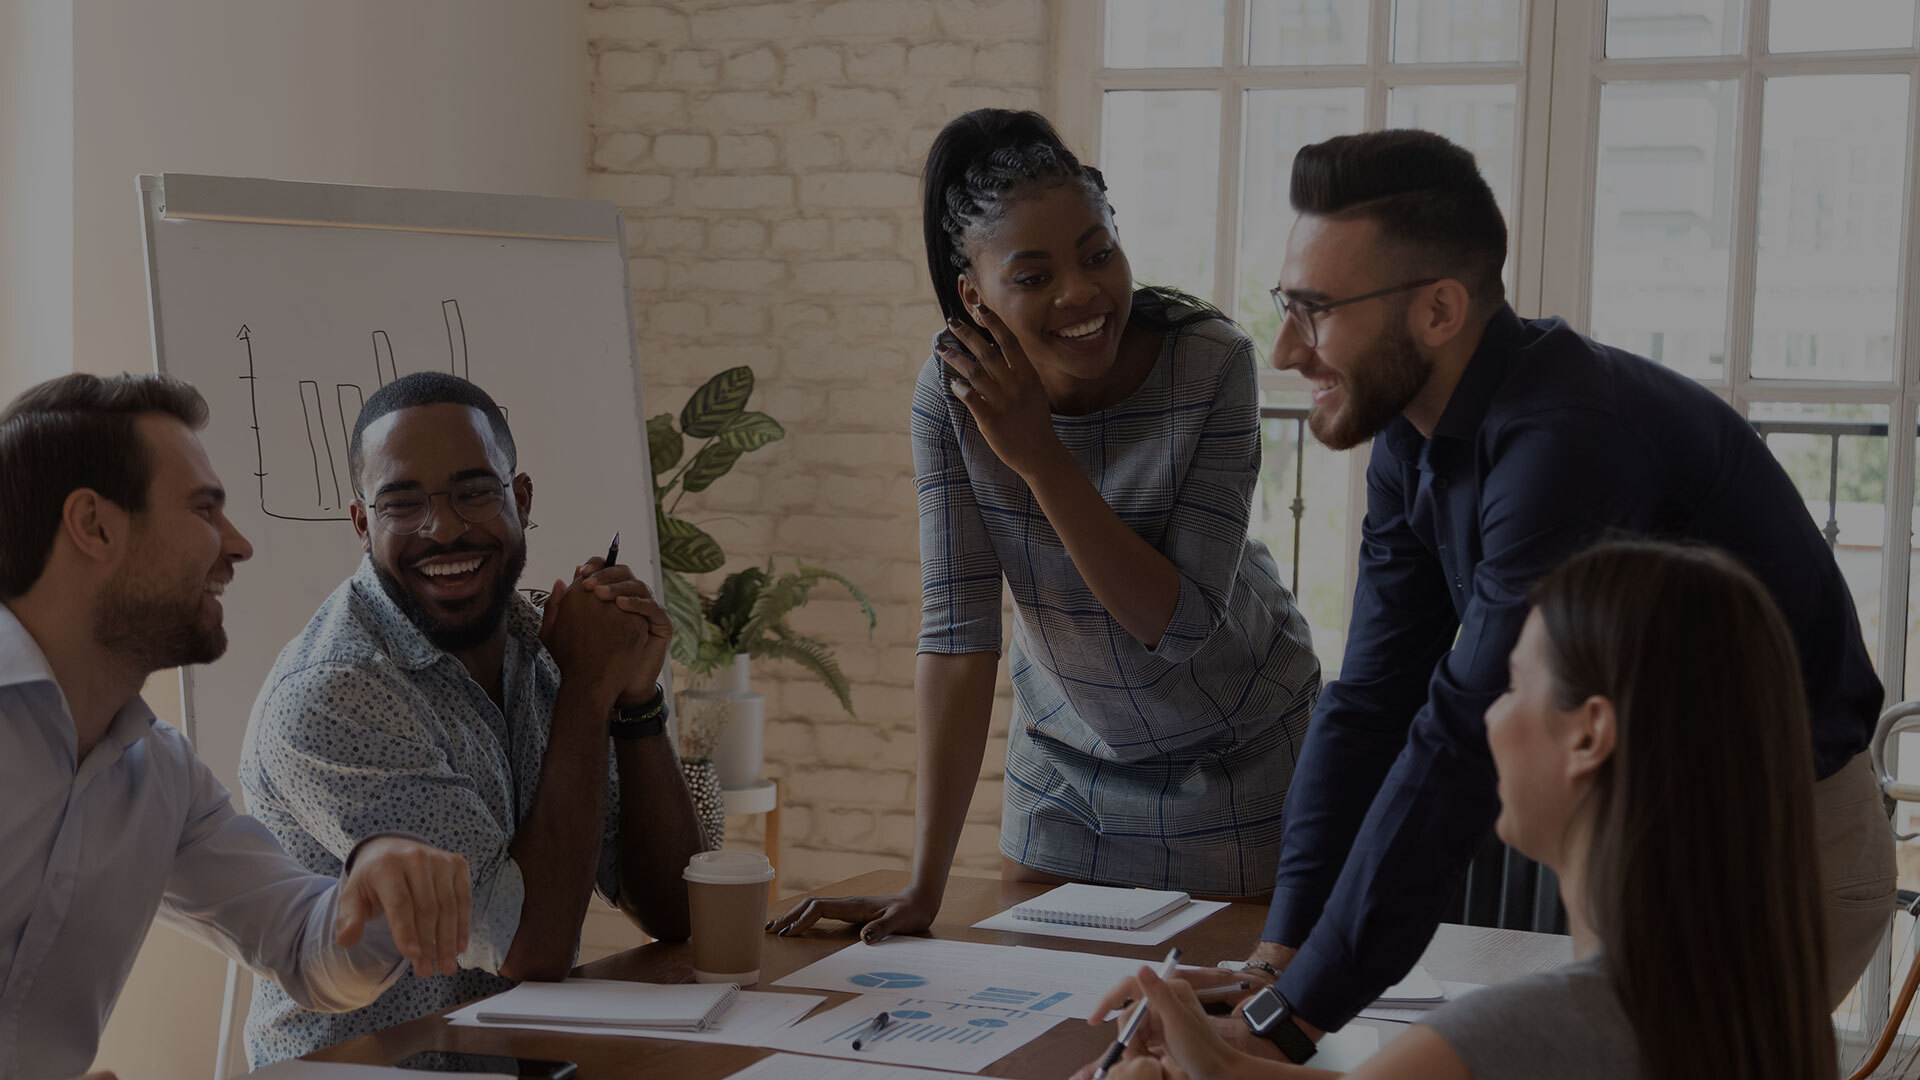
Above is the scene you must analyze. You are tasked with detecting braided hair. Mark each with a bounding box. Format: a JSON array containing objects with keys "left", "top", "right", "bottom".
[{"left": 920, "top": 109, "right": 1222, "bottom": 336}]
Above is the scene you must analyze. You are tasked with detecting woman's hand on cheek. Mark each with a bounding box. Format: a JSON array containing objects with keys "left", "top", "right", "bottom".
[{"left": 939, "top": 308, "right": 1067, "bottom": 480}]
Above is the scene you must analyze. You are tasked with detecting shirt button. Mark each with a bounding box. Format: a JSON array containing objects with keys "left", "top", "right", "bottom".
[{"left": 1436, "top": 477, "right": 1449, "bottom": 490}]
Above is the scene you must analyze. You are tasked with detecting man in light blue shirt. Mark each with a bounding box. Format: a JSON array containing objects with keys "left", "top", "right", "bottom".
[{"left": 0, "top": 372, "right": 472, "bottom": 1080}]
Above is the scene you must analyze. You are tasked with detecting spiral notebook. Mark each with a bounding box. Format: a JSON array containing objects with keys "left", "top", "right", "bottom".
[
  {"left": 471, "top": 977, "right": 739, "bottom": 1031},
  {"left": 1009, "top": 884, "right": 1192, "bottom": 930}
]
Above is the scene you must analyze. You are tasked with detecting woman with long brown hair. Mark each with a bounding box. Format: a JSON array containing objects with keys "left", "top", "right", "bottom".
[{"left": 1081, "top": 538, "right": 1836, "bottom": 1080}]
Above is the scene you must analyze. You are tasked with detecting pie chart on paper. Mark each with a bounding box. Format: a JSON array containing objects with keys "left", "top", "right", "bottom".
[{"left": 850, "top": 972, "right": 928, "bottom": 990}]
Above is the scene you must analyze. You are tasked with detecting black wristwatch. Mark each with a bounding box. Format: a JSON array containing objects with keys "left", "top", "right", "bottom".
[
  {"left": 610, "top": 684, "right": 667, "bottom": 740},
  {"left": 1241, "top": 985, "right": 1317, "bottom": 1064}
]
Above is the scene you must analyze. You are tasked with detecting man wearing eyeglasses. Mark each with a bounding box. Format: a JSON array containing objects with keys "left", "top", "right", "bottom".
[
  {"left": 238, "top": 372, "right": 703, "bottom": 1066},
  {"left": 1175, "top": 130, "right": 1891, "bottom": 1063}
]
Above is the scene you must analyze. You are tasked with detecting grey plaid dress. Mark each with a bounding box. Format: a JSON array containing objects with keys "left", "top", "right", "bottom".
[{"left": 912, "top": 312, "right": 1320, "bottom": 896}]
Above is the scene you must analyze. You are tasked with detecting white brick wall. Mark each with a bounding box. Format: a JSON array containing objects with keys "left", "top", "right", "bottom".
[{"left": 587, "top": 0, "right": 1050, "bottom": 897}]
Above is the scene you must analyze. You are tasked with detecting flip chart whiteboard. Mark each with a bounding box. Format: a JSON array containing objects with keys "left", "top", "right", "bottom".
[{"left": 140, "top": 173, "right": 658, "bottom": 792}]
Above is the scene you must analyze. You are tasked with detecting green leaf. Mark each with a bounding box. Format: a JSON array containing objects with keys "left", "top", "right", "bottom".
[
  {"left": 710, "top": 567, "right": 768, "bottom": 647},
  {"left": 715, "top": 410, "right": 785, "bottom": 453},
  {"left": 797, "top": 561, "right": 878, "bottom": 636},
  {"left": 680, "top": 442, "right": 743, "bottom": 494},
  {"left": 680, "top": 366, "right": 754, "bottom": 438},
  {"left": 736, "top": 562, "right": 877, "bottom": 649},
  {"left": 663, "top": 568, "right": 707, "bottom": 668},
  {"left": 656, "top": 510, "right": 724, "bottom": 574},
  {"left": 647, "top": 413, "right": 684, "bottom": 477},
  {"left": 751, "top": 630, "right": 856, "bottom": 714}
]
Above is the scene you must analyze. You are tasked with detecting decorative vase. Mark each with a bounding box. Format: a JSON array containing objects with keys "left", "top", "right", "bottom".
[
  {"left": 680, "top": 757, "right": 725, "bottom": 851},
  {"left": 684, "top": 652, "right": 765, "bottom": 789}
]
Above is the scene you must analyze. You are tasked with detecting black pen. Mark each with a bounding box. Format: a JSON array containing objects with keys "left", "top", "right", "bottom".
[
  {"left": 850, "top": 1010, "right": 891, "bottom": 1050},
  {"left": 604, "top": 532, "right": 620, "bottom": 568},
  {"left": 1093, "top": 948, "right": 1180, "bottom": 1080}
]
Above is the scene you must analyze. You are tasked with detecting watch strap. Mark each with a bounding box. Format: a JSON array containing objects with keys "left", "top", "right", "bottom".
[
  {"left": 1243, "top": 987, "right": 1317, "bottom": 1064},
  {"left": 611, "top": 684, "right": 668, "bottom": 740}
]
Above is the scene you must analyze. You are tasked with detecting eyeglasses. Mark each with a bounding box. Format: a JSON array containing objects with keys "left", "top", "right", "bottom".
[
  {"left": 1269, "top": 279, "right": 1440, "bottom": 348},
  {"left": 369, "top": 476, "right": 508, "bottom": 536}
]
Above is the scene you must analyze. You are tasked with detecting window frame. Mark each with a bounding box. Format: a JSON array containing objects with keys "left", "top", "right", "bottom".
[{"left": 1542, "top": 0, "right": 1920, "bottom": 705}]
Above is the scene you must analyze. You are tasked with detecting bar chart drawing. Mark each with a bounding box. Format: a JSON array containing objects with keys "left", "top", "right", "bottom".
[{"left": 239, "top": 299, "right": 478, "bottom": 522}]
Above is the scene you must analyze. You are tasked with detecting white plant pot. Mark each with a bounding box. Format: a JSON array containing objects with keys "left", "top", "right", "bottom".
[{"left": 685, "top": 653, "right": 764, "bottom": 789}]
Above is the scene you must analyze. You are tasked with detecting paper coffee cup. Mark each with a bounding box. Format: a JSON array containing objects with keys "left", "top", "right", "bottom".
[{"left": 683, "top": 851, "right": 776, "bottom": 984}]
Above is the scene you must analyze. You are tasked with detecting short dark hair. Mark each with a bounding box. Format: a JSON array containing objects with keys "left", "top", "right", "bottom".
[
  {"left": 0, "top": 372, "right": 210, "bottom": 598},
  {"left": 1290, "top": 129, "right": 1507, "bottom": 308},
  {"left": 347, "top": 372, "right": 516, "bottom": 496}
]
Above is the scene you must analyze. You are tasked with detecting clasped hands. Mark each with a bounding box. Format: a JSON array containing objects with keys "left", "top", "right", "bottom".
[{"left": 539, "top": 555, "right": 674, "bottom": 709}]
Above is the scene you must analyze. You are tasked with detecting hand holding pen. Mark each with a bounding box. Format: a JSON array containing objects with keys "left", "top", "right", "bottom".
[{"left": 1091, "top": 947, "right": 1181, "bottom": 1080}]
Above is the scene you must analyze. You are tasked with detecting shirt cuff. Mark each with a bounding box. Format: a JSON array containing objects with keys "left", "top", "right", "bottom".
[
  {"left": 1275, "top": 935, "right": 1375, "bottom": 1033},
  {"left": 341, "top": 831, "right": 432, "bottom": 877},
  {"left": 1261, "top": 884, "right": 1324, "bottom": 947}
]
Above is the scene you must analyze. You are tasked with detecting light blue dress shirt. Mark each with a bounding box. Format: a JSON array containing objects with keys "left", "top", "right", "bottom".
[{"left": 0, "top": 604, "right": 407, "bottom": 1080}]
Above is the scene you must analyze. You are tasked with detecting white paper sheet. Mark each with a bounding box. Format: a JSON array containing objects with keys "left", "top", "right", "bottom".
[
  {"left": 1355, "top": 982, "right": 1486, "bottom": 1023},
  {"left": 1302, "top": 1024, "right": 1381, "bottom": 1070},
  {"left": 972, "top": 899, "right": 1228, "bottom": 945},
  {"left": 726, "top": 1054, "right": 975, "bottom": 1079},
  {"left": 245, "top": 1064, "right": 499, "bottom": 1079},
  {"left": 445, "top": 990, "right": 825, "bottom": 1045},
  {"left": 754, "top": 993, "right": 1063, "bottom": 1074},
  {"left": 774, "top": 938, "right": 1152, "bottom": 1020}
]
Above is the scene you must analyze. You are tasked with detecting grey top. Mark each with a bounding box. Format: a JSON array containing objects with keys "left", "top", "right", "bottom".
[
  {"left": 239, "top": 557, "right": 625, "bottom": 1066},
  {"left": 1422, "top": 955, "right": 1640, "bottom": 1079},
  {"left": 910, "top": 308, "right": 1321, "bottom": 896}
]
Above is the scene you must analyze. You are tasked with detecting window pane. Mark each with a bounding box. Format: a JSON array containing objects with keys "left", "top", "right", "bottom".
[
  {"left": 1256, "top": 391, "right": 1352, "bottom": 679},
  {"left": 1751, "top": 75, "right": 1909, "bottom": 382},
  {"left": 1249, "top": 0, "right": 1370, "bottom": 66},
  {"left": 1390, "top": 0, "right": 1523, "bottom": 63},
  {"left": 1604, "top": 0, "right": 1743, "bottom": 57},
  {"left": 1770, "top": 0, "right": 1915, "bottom": 53},
  {"left": 1386, "top": 84, "right": 1519, "bottom": 286},
  {"left": 1750, "top": 401, "right": 1888, "bottom": 672},
  {"left": 1105, "top": 0, "right": 1226, "bottom": 68},
  {"left": 1235, "top": 88, "right": 1368, "bottom": 341},
  {"left": 1103, "top": 91, "right": 1222, "bottom": 297},
  {"left": 1589, "top": 80, "right": 1739, "bottom": 380}
]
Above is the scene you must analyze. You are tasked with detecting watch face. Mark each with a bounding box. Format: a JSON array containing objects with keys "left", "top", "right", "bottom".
[{"left": 1242, "top": 987, "right": 1285, "bottom": 1031}]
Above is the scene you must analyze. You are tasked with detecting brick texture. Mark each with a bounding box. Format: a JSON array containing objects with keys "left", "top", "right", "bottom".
[{"left": 588, "top": 0, "right": 1050, "bottom": 896}]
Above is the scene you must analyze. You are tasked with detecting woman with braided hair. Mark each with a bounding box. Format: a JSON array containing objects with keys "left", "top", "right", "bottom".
[{"left": 771, "top": 109, "right": 1321, "bottom": 941}]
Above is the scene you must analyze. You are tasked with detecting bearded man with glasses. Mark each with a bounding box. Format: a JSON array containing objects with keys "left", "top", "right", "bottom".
[
  {"left": 238, "top": 372, "right": 702, "bottom": 1066},
  {"left": 1154, "top": 129, "right": 1895, "bottom": 1069}
]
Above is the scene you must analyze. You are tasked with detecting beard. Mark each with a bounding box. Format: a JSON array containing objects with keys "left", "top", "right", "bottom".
[
  {"left": 1308, "top": 318, "right": 1433, "bottom": 451},
  {"left": 94, "top": 555, "right": 226, "bottom": 671},
  {"left": 373, "top": 538, "right": 528, "bottom": 654}
]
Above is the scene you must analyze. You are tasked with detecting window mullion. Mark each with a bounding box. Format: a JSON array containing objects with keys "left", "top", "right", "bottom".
[
  {"left": 1213, "top": 0, "right": 1248, "bottom": 315},
  {"left": 1879, "top": 63, "right": 1920, "bottom": 710},
  {"left": 1723, "top": 0, "right": 1768, "bottom": 415},
  {"left": 1513, "top": 0, "right": 1558, "bottom": 318}
]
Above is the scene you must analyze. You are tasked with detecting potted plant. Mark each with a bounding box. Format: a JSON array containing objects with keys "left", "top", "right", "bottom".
[{"left": 650, "top": 366, "right": 876, "bottom": 797}]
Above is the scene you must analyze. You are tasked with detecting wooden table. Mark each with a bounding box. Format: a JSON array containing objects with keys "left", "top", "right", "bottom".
[{"left": 311, "top": 870, "right": 1572, "bottom": 1078}]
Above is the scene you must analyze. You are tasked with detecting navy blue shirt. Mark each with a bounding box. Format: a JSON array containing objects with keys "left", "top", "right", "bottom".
[{"left": 1265, "top": 306, "right": 1882, "bottom": 1030}]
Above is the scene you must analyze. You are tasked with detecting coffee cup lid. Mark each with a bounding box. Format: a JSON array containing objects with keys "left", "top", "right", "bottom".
[{"left": 683, "top": 850, "right": 776, "bottom": 885}]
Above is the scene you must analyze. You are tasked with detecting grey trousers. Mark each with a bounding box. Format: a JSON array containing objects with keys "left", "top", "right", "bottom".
[{"left": 1818, "top": 751, "right": 1899, "bottom": 1007}]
